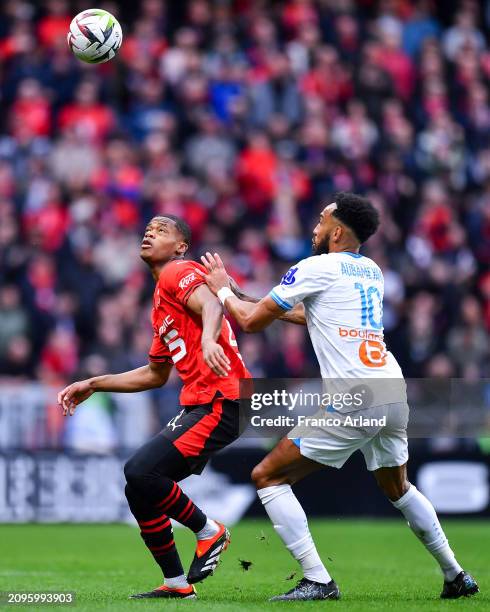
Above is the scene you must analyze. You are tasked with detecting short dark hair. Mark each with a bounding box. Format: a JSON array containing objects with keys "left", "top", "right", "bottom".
[
  {"left": 331, "top": 192, "right": 380, "bottom": 244},
  {"left": 153, "top": 215, "right": 191, "bottom": 247}
]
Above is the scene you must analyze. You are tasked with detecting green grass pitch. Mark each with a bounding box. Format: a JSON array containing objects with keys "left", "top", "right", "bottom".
[{"left": 0, "top": 520, "right": 488, "bottom": 610}]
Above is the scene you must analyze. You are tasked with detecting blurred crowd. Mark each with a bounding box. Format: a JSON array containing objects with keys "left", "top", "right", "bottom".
[{"left": 0, "top": 0, "right": 489, "bottom": 416}]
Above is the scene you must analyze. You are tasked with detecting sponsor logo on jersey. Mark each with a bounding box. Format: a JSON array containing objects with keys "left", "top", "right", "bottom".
[
  {"left": 280, "top": 266, "right": 298, "bottom": 286},
  {"left": 338, "top": 327, "right": 387, "bottom": 367},
  {"left": 338, "top": 327, "right": 384, "bottom": 341},
  {"left": 179, "top": 272, "right": 196, "bottom": 290}
]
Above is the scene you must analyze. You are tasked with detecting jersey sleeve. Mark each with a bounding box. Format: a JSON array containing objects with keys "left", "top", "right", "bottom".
[
  {"left": 163, "top": 261, "right": 207, "bottom": 305},
  {"left": 148, "top": 331, "right": 172, "bottom": 364},
  {"left": 269, "top": 256, "right": 331, "bottom": 310}
]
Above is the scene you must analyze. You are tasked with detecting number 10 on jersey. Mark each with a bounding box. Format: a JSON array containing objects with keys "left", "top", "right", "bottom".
[{"left": 354, "top": 282, "right": 383, "bottom": 330}]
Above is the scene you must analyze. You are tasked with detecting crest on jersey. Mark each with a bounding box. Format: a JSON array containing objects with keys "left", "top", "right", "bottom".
[{"left": 280, "top": 266, "right": 298, "bottom": 286}]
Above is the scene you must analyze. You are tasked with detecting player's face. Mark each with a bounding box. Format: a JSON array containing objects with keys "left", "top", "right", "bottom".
[
  {"left": 140, "top": 217, "right": 187, "bottom": 264},
  {"left": 312, "top": 205, "right": 339, "bottom": 255}
]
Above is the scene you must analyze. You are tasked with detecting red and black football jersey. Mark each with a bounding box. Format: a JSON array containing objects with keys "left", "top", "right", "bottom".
[{"left": 149, "top": 259, "right": 251, "bottom": 405}]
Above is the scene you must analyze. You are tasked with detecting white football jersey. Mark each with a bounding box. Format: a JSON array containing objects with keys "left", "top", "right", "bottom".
[{"left": 270, "top": 252, "right": 404, "bottom": 381}]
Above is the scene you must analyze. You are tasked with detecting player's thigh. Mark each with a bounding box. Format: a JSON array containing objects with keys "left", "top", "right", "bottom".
[
  {"left": 292, "top": 416, "right": 380, "bottom": 472},
  {"left": 125, "top": 402, "right": 216, "bottom": 483},
  {"left": 164, "top": 397, "right": 240, "bottom": 475},
  {"left": 169, "top": 398, "right": 238, "bottom": 452},
  {"left": 252, "top": 436, "right": 323, "bottom": 488},
  {"left": 124, "top": 429, "right": 192, "bottom": 485},
  {"left": 362, "top": 417, "right": 410, "bottom": 500},
  {"left": 361, "top": 403, "right": 409, "bottom": 469},
  {"left": 361, "top": 429, "right": 407, "bottom": 468}
]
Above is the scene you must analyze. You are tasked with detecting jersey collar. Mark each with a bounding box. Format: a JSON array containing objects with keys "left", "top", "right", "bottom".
[{"left": 340, "top": 251, "right": 363, "bottom": 258}]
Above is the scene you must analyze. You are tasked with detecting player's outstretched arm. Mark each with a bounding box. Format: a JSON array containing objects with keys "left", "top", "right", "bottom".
[
  {"left": 229, "top": 275, "right": 306, "bottom": 325},
  {"left": 58, "top": 361, "right": 172, "bottom": 416},
  {"left": 186, "top": 284, "right": 231, "bottom": 377},
  {"left": 200, "top": 253, "right": 287, "bottom": 332}
]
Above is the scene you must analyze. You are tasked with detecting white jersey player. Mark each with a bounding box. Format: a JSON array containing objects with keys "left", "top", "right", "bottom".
[
  {"left": 269, "top": 250, "right": 404, "bottom": 379},
  {"left": 200, "top": 192, "right": 478, "bottom": 602}
]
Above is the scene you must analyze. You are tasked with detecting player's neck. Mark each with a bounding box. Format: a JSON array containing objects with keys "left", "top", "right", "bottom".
[
  {"left": 330, "top": 243, "right": 360, "bottom": 255},
  {"left": 150, "top": 256, "right": 185, "bottom": 281}
]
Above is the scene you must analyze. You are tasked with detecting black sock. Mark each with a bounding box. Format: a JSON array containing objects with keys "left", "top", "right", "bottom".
[
  {"left": 124, "top": 435, "right": 207, "bottom": 535},
  {"left": 125, "top": 484, "right": 185, "bottom": 579},
  {"left": 154, "top": 477, "right": 207, "bottom": 533}
]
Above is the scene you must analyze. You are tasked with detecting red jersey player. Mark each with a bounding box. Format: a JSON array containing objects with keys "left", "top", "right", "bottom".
[
  {"left": 58, "top": 215, "right": 250, "bottom": 599},
  {"left": 149, "top": 258, "right": 248, "bottom": 407}
]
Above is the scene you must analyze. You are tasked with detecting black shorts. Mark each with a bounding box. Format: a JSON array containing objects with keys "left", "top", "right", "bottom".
[{"left": 161, "top": 395, "right": 240, "bottom": 475}]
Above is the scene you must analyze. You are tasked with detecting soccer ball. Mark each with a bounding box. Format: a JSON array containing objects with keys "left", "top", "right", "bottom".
[{"left": 67, "top": 9, "right": 122, "bottom": 64}]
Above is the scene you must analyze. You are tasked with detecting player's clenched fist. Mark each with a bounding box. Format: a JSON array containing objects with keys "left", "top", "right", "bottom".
[{"left": 57, "top": 380, "right": 94, "bottom": 416}]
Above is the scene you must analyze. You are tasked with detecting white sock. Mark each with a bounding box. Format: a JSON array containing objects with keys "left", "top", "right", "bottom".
[
  {"left": 257, "top": 484, "right": 332, "bottom": 584},
  {"left": 392, "top": 485, "right": 463, "bottom": 581},
  {"left": 164, "top": 574, "right": 189, "bottom": 589},
  {"left": 195, "top": 517, "right": 219, "bottom": 540}
]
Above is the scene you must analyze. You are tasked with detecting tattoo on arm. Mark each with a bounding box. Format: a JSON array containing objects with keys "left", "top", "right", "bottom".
[
  {"left": 228, "top": 276, "right": 260, "bottom": 303},
  {"left": 233, "top": 289, "right": 260, "bottom": 304}
]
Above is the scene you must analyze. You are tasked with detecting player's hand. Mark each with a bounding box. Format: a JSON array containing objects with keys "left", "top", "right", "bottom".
[
  {"left": 202, "top": 338, "right": 231, "bottom": 377},
  {"left": 200, "top": 252, "right": 230, "bottom": 295},
  {"left": 57, "top": 380, "right": 94, "bottom": 416}
]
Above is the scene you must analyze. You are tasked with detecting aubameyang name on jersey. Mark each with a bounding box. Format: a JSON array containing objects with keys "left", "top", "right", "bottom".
[{"left": 340, "top": 261, "right": 381, "bottom": 281}]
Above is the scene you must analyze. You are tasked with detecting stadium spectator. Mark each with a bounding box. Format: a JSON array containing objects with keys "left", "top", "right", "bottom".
[
  {"left": 0, "top": 0, "right": 488, "bottom": 438},
  {"left": 0, "top": 285, "right": 30, "bottom": 358}
]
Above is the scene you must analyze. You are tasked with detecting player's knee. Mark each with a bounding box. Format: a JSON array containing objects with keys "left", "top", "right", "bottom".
[
  {"left": 124, "top": 456, "right": 147, "bottom": 489},
  {"left": 251, "top": 462, "right": 286, "bottom": 489},
  {"left": 396, "top": 479, "right": 411, "bottom": 500},
  {"left": 251, "top": 463, "right": 268, "bottom": 489},
  {"left": 124, "top": 483, "right": 137, "bottom": 505},
  {"left": 123, "top": 457, "right": 137, "bottom": 483},
  {"left": 379, "top": 478, "right": 410, "bottom": 501}
]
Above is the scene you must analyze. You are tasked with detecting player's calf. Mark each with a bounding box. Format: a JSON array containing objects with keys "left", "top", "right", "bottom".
[
  {"left": 253, "top": 439, "right": 334, "bottom": 591},
  {"left": 379, "top": 471, "right": 479, "bottom": 598},
  {"left": 124, "top": 437, "right": 208, "bottom": 533}
]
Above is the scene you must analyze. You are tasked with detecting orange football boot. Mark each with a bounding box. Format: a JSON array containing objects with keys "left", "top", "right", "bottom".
[{"left": 187, "top": 521, "right": 231, "bottom": 584}]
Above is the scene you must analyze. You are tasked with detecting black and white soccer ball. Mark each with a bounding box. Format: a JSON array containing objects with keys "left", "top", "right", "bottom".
[{"left": 67, "top": 8, "right": 123, "bottom": 64}]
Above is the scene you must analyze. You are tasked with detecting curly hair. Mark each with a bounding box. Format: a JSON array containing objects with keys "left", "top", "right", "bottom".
[{"left": 331, "top": 192, "right": 380, "bottom": 244}]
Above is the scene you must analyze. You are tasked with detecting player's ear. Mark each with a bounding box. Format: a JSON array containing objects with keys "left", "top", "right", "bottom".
[
  {"left": 332, "top": 224, "right": 343, "bottom": 243},
  {"left": 176, "top": 241, "right": 188, "bottom": 256}
]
